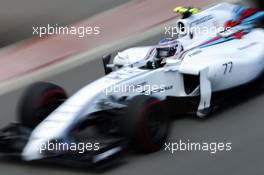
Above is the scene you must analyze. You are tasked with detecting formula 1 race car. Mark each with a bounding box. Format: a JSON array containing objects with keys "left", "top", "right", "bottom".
[{"left": 0, "top": 3, "right": 264, "bottom": 167}]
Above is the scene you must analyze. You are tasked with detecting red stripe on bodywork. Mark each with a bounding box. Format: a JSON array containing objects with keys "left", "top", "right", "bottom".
[
  {"left": 225, "top": 8, "right": 259, "bottom": 29},
  {"left": 179, "top": 35, "right": 223, "bottom": 60},
  {"left": 146, "top": 48, "right": 155, "bottom": 60},
  {"left": 239, "top": 8, "right": 259, "bottom": 21}
]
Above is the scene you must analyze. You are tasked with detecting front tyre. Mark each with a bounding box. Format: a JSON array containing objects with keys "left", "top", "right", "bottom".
[
  {"left": 18, "top": 82, "right": 67, "bottom": 128},
  {"left": 121, "top": 95, "right": 170, "bottom": 152}
]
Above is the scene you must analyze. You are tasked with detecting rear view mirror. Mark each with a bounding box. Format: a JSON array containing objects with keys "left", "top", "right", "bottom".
[{"left": 102, "top": 54, "right": 112, "bottom": 75}]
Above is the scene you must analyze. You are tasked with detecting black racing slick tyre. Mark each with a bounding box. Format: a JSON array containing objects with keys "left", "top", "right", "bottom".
[
  {"left": 18, "top": 82, "right": 67, "bottom": 128},
  {"left": 121, "top": 95, "right": 170, "bottom": 153}
]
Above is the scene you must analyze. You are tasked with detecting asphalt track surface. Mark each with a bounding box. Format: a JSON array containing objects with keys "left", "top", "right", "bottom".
[{"left": 1, "top": 3, "right": 264, "bottom": 175}]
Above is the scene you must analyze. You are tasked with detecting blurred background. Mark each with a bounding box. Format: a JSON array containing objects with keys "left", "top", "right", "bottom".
[
  {"left": 0, "top": 0, "right": 262, "bottom": 47},
  {"left": 0, "top": 0, "right": 130, "bottom": 47},
  {"left": 0, "top": 0, "right": 263, "bottom": 175}
]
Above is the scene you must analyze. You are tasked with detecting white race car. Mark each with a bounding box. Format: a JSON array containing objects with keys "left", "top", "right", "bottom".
[{"left": 0, "top": 3, "right": 264, "bottom": 167}]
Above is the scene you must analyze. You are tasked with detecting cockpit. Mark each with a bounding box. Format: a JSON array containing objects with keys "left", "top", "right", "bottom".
[{"left": 144, "top": 38, "right": 183, "bottom": 69}]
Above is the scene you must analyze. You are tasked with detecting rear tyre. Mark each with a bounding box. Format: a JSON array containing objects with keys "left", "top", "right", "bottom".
[
  {"left": 121, "top": 95, "right": 170, "bottom": 152},
  {"left": 18, "top": 82, "right": 67, "bottom": 128}
]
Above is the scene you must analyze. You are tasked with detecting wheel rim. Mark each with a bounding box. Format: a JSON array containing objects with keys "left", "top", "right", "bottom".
[
  {"left": 142, "top": 100, "right": 167, "bottom": 144},
  {"left": 35, "top": 90, "right": 66, "bottom": 122}
]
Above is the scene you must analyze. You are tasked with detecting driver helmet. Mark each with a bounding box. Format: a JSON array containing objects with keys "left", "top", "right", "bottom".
[{"left": 156, "top": 38, "right": 182, "bottom": 59}]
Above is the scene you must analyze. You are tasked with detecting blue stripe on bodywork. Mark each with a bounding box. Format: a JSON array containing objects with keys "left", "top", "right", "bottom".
[
  {"left": 243, "top": 11, "right": 264, "bottom": 25},
  {"left": 232, "top": 6, "right": 247, "bottom": 21},
  {"left": 199, "top": 37, "right": 233, "bottom": 48}
]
